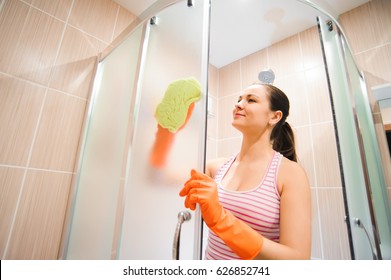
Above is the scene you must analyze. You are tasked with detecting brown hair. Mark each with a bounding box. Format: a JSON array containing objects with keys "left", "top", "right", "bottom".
[{"left": 259, "top": 83, "right": 297, "bottom": 162}]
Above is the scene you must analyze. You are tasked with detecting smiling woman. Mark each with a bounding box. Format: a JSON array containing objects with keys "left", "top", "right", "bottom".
[
  {"left": 180, "top": 83, "right": 311, "bottom": 259},
  {"left": 232, "top": 84, "right": 296, "bottom": 163}
]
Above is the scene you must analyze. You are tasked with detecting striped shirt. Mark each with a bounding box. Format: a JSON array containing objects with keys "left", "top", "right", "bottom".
[{"left": 204, "top": 151, "right": 283, "bottom": 260}]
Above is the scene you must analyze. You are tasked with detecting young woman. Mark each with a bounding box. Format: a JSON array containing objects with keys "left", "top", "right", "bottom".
[{"left": 180, "top": 83, "right": 311, "bottom": 260}]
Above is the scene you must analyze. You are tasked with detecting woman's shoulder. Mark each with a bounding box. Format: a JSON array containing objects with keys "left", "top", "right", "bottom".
[
  {"left": 206, "top": 157, "right": 230, "bottom": 178},
  {"left": 277, "top": 156, "right": 309, "bottom": 193},
  {"left": 279, "top": 156, "right": 305, "bottom": 172}
]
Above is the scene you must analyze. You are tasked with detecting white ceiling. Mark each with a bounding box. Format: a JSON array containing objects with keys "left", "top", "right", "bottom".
[{"left": 113, "top": 0, "right": 369, "bottom": 68}]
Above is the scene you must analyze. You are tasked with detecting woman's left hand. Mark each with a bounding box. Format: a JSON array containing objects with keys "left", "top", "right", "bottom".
[{"left": 179, "top": 169, "right": 222, "bottom": 228}]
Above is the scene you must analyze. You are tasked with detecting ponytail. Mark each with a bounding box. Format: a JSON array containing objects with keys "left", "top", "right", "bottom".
[
  {"left": 271, "top": 121, "right": 297, "bottom": 162},
  {"left": 260, "top": 83, "right": 297, "bottom": 162}
]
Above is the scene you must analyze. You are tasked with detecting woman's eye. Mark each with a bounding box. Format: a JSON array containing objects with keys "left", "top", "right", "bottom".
[{"left": 248, "top": 99, "right": 256, "bottom": 103}]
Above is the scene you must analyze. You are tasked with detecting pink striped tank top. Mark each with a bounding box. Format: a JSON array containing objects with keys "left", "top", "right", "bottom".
[{"left": 204, "top": 151, "right": 283, "bottom": 260}]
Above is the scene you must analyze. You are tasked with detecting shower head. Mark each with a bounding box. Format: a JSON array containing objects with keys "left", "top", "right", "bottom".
[{"left": 258, "top": 69, "right": 275, "bottom": 84}]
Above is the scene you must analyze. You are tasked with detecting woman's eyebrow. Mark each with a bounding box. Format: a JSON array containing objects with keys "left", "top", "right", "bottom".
[
  {"left": 238, "top": 93, "right": 260, "bottom": 100},
  {"left": 244, "top": 94, "right": 259, "bottom": 99}
]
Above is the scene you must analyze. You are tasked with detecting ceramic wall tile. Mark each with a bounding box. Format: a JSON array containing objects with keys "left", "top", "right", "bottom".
[
  {"left": 113, "top": 6, "right": 137, "bottom": 40},
  {"left": 69, "top": 0, "right": 119, "bottom": 43},
  {"left": 300, "top": 26, "right": 324, "bottom": 70},
  {"left": 0, "top": 1, "right": 30, "bottom": 74},
  {"left": 5, "top": 170, "right": 72, "bottom": 259},
  {"left": 29, "top": 90, "right": 87, "bottom": 172},
  {"left": 339, "top": 2, "right": 379, "bottom": 54},
  {"left": 311, "top": 122, "right": 342, "bottom": 188},
  {"left": 354, "top": 44, "right": 391, "bottom": 87},
  {"left": 217, "top": 94, "right": 241, "bottom": 139},
  {"left": 1, "top": 1, "right": 64, "bottom": 85},
  {"left": 49, "top": 26, "right": 104, "bottom": 98},
  {"left": 310, "top": 188, "right": 322, "bottom": 259},
  {"left": 0, "top": 74, "right": 45, "bottom": 166},
  {"left": 305, "top": 66, "right": 333, "bottom": 123},
  {"left": 208, "top": 64, "right": 219, "bottom": 97},
  {"left": 294, "top": 126, "right": 316, "bottom": 187},
  {"left": 0, "top": 167, "right": 25, "bottom": 258},
  {"left": 368, "top": 0, "right": 391, "bottom": 46},
  {"left": 31, "top": 0, "right": 73, "bottom": 21},
  {"left": 218, "top": 60, "right": 241, "bottom": 98},
  {"left": 268, "top": 34, "right": 303, "bottom": 78},
  {"left": 240, "top": 48, "right": 268, "bottom": 89},
  {"left": 274, "top": 72, "right": 310, "bottom": 127},
  {"left": 317, "top": 188, "right": 351, "bottom": 259}
]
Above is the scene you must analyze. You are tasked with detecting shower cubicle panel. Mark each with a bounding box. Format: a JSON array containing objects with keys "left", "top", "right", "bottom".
[
  {"left": 118, "top": 0, "right": 209, "bottom": 260},
  {"left": 343, "top": 51, "right": 391, "bottom": 260},
  {"left": 60, "top": 0, "right": 209, "bottom": 260},
  {"left": 318, "top": 16, "right": 391, "bottom": 259},
  {"left": 62, "top": 0, "right": 391, "bottom": 261},
  {"left": 61, "top": 23, "right": 146, "bottom": 259}
]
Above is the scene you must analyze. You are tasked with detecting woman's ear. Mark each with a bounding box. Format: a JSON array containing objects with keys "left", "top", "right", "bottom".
[{"left": 269, "top": 110, "right": 283, "bottom": 126}]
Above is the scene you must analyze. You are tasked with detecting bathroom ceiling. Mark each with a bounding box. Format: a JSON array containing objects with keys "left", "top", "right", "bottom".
[{"left": 113, "top": 0, "right": 370, "bottom": 68}]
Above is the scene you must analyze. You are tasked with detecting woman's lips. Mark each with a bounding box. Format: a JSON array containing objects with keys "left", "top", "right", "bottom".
[{"left": 234, "top": 113, "right": 245, "bottom": 118}]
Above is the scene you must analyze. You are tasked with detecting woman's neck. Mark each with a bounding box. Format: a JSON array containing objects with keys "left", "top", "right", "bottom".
[{"left": 237, "top": 133, "right": 274, "bottom": 162}]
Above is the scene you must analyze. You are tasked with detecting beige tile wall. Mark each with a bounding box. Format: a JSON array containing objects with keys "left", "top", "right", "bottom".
[
  {"left": 0, "top": 0, "right": 389, "bottom": 260},
  {"left": 0, "top": 0, "right": 135, "bottom": 259},
  {"left": 208, "top": 0, "right": 391, "bottom": 259}
]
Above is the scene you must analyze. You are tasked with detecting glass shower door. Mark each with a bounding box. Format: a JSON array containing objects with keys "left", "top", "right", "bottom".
[
  {"left": 345, "top": 51, "right": 391, "bottom": 260},
  {"left": 61, "top": 23, "right": 147, "bottom": 259},
  {"left": 318, "top": 16, "right": 391, "bottom": 259},
  {"left": 118, "top": 0, "right": 209, "bottom": 260}
]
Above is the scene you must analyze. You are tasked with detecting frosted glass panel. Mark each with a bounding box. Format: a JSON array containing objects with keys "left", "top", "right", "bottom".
[
  {"left": 317, "top": 16, "right": 391, "bottom": 259},
  {"left": 64, "top": 25, "right": 144, "bottom": 259},
  {"left": 119, "top": 0, "right": 208, "bottom": 260},
  {"left": 344, "top": 48, "right": 391, "bottom": 259}
]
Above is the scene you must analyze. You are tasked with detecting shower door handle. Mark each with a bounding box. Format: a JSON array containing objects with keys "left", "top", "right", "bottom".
[
  {"left": 354, "top": 218, "right": 378, "bottom": 260},
  {"left": 172, "top": 210, "right": 191, "bottom": 260}
]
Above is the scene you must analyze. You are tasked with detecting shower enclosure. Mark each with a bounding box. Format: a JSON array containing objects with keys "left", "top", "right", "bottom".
[{"left": 59, "top": 0, "right": 391, "bottom": 260}]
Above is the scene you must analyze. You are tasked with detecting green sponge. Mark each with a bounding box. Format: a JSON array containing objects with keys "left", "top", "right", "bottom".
[{"left": 155, "top": 77, "right": 201, "bottom": 133}]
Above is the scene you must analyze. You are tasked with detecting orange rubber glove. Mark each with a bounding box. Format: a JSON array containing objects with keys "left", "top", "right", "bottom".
[{"left": 179, "top": 169, "right": 264, "bottom": 260}]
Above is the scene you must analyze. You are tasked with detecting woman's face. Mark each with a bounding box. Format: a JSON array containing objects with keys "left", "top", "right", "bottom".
[{"left": 232, "top": 84, "right": 278, "bottom": 134}]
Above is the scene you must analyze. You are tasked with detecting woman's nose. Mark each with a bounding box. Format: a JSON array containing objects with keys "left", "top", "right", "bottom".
[{"left": 235, "top": 100, "right": 244, "bottom": 109}]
